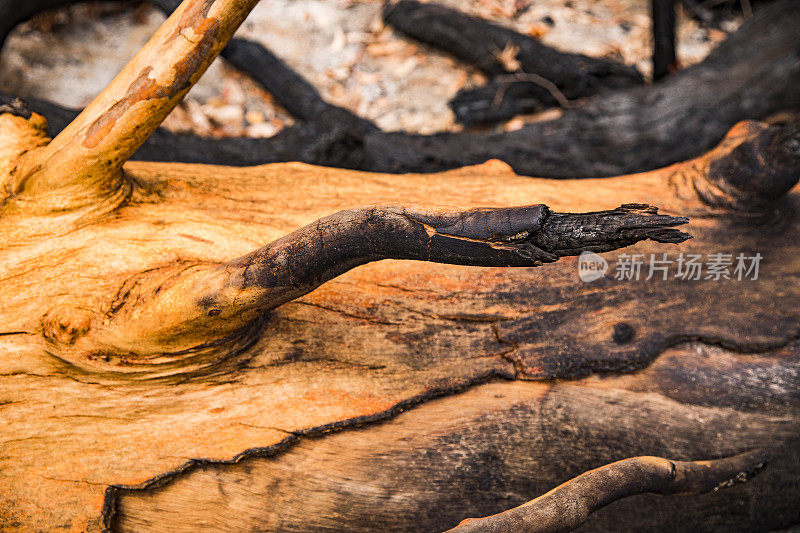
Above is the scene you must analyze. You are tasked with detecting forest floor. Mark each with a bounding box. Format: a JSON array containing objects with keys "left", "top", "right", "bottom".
[{"left": 1, "top": 0, "right": 740, "bottom": 137}]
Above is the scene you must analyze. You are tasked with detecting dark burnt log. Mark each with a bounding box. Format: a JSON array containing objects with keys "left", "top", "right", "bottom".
[
  {"left": 651, "top": 0, "right": 678, "bottom": 80},
  {"left": 383, "top": 0, "right": 643, "bottom": 89},
  {"left": 367, "top": 1, "right": 800, "bottom": 177},
  {"left": 384, "top": 0, "right": 643, "bottom": 126},
  {"left": 3, "top": 0, "right": 798, "bottom": 177}
]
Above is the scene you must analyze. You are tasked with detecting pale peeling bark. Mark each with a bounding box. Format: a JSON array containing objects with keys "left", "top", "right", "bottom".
[{"left": 5, "top": 0, "right": 260, "bottom": 211}]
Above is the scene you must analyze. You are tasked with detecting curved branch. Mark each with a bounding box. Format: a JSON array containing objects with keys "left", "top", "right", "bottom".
[
  {"left": 672, "top": 118, "right": 800, "bottom": 214},
  {"left": 447, "top": 450, "right": 768, "bottom": 533},
  {"left": 58, "top": 204, "right": 688, "bottom": 369}
]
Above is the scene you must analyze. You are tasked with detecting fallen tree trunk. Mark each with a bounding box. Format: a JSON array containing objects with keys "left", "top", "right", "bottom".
[
  {"left": 3, "top": 115, "right": 799, "bottom": 530},
  {"left": 2, "top": 0, "right": 798, "bottom": 176},
  {"left": 1, "top": 0, "right": 799, "bottom": 530}
]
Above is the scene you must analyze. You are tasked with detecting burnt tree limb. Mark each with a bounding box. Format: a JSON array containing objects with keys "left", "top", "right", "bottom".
[
  {"left": 383, "top": 0, "right": 643, "bottom": 126},
  {"left": 383, "top": 1, "right": 642, "bottom": 88},
  {"left": 2, "top": 0, "right": 798, "bottom": 177},
  {"left": 448, "top": 74, "right": 573, "bottom": 128},
  {"left": 53, "top": 204, "right": 688, "bottom": 368}
]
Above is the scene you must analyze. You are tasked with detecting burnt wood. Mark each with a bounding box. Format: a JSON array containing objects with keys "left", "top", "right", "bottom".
[
  {"left": 2, "top": 1, "right": 798, "bottom": 177},
  {"left": 651, "top": 0, "right": 678, "bottom": 80}
]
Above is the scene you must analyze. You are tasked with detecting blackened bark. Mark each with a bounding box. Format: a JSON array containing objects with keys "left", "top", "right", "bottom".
[
  {"left": 384, "top": 0, "right": 643, "bottom": 126},
  {"left": 223, "top": 204, "right": 688, "bottom": 310},
  {"left": 449, "top": 75, "right": 567, "bottom": 127},
  {"left": 2, "top": 0, "right": 797, "bottom": 178},
  {"left": 383, "top": 0, "right": 643, "bottom": 88},
  {"left": 651, "top": 0, "right": 678, "bottom": 80}
]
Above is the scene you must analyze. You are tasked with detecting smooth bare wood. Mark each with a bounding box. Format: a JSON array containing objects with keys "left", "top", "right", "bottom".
[
  {"left": 111, "top": 348, "right": 799, "bottom": 531},
  {"left": 8, "top": 0, "right": 260, "bottom": 211}
]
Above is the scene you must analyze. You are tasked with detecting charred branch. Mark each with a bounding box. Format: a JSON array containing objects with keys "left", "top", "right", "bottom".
[
  {"left": 651, "top": 0, "right": 678, "bottom": 80},
  {"left": 66, "top": 204, "right": 688, "bottom": 363},
  {"left": 383, "top": 0, "right": 642, "bottom": 89}
]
